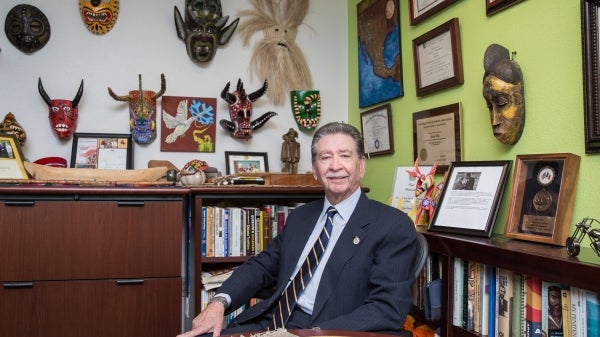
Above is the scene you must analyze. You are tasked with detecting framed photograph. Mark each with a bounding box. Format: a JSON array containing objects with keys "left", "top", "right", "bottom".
[
  {"left": 0, "top": 133, "right": 29, "bottom": 179},
  {"left": 412, "top": 18, "right": 464, "bottom": 97},
  {"left": 582, "top": 0, "right": 600, "bottom": 153},
  {"left": 409, "top": 0, "right": 459, "bottom": 25},
  {"left": 428, "top": 160, "right": 512, "bottom": 237},
  {"left": 504, "top": 153, "right": 581, "bottom": 246},
  {"left": 357, "top": 0, "right": 403, "bottom": 108},
  {"left": 486, "top": 0, "right": 526, "bottom": 16},
  {"left": 225, "top": 151, "right": 269, "bottom": 175},
  {"left": 360, "top": 103, "right": 394, "bottom": 157},
  {"left": 412, "top": 103, "right": 461, "bottom": 172},
  {"left": 70, "top": 133, "right": 133, "bottom": 169}
]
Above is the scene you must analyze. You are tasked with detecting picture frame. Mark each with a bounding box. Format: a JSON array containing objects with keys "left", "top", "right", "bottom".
[
  {"left": 357, "top": 0, "right": 403, "bottom": 108},
  {"left": 360, "top": 103, "right": 394, "bottom": 157},
  {"left": 412, "top": 18, "right": 464, "bottom": 97},
  {"left": 428, "top": 160, "right": 512, "bottom": 238},
  {"left": 412, "top": 102, "right": 462, "bottom": 172},
  {"left": 409, "top": 0, "right": 459, "bottom": 25},
  {"left": 582, "top": 0, "right": 600, "bottom": 153},
  {"left": 225, "top": 151, "right": 269, "bottom": 175},
  {"left": 70, "top": 133, "right": 133, "bottom": 169},
  {"left": 486, "top": 0, "right": 526, "bottom": 16},
  {"left": 504, "top": 153, "right": 581, "bottom": 246},
  {"left": 0, "top": 133, "right": 29, "bottom": 179}
]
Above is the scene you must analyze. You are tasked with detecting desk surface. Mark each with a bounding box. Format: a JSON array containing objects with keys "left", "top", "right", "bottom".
[{"left": 223, "top": 329, "right": 399, "bottom": 337}]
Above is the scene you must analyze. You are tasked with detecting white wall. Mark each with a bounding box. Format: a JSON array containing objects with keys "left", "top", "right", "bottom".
[{"left": 0, "top": 0, "right": 348, "bottom": 174}]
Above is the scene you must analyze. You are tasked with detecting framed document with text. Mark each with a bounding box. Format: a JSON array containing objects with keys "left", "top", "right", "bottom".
[
  {"left": 413, "top": 103, "right": 461, "bottom": 172},
  {"left": 504, "top": 153, "right": 581, "bottom": 246},
  {"left": 360, "top": 103, "right": 394, "bottom": 157}
]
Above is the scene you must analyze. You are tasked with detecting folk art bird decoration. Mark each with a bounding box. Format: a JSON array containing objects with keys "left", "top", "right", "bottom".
[{"left": 162, "top": 99, "right": 195, "bottom": 143}]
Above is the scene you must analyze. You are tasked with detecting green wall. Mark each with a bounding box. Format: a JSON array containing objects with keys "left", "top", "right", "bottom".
[{"left": 348, "top": 0, "right": 599, "bottom": 236}]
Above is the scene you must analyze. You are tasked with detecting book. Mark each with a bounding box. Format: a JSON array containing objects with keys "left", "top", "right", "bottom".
[
  {"left": 228, "top": 207, "right": 242, "bottom": 256},
  {"left": 467, "top": 260, "right": 480, "bottom": 332},
  {"left": 222, "top": 208, "right": 230, "bottom": 257},
  {"left": 201, "top": 206, "right": 208, "bottom": 256},
  {"left": 482, "top": 264, "right": 494, "bottom": 337},
  {"left": 586, "top": 291, "right": 600, "bottom": 337},
  {"left": 205, "top": 206, "right": 215, "bottom": 257},
  {"left": 213, "top": 206, "right": 224, "bottom": 257},
  {"left": 541, "top": 281, "right": 565, "bottom": 337},
  {"left": 496, "top": 268, "right": 513, "bottom": 337},
  {"left": 452, "top": 258, "right": 464, "bottom": 327},
  {"left": 569, "top": 286, "right": 586, "bottom": 337},
  {"left": 511, "top": 272, "right": 524, "bottom": 337},
  {"left": 525, "top": 276, "right": 543, "bottom": 337},
  {"left": 462, "top": 259, "right": 469, "bottom": 329}
]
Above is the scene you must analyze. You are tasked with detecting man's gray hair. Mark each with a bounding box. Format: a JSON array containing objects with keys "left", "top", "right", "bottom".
[{"left": 311, "top": 122, "right": 365, "bottom": 163}]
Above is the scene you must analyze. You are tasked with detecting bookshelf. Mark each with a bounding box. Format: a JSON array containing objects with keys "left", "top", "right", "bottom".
[
  {"left": 189, "top": 185, "right": 329, "bottom": 324},
  {"left": 420, "top": 227, "right": 600, "bottom": 337}
]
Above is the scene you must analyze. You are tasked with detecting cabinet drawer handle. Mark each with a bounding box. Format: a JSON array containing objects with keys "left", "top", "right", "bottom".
[
  {"left": 4, "top": 201, "right": 35, "bottom": 207},
  {"left": 3, "top": 282, "right": 34, "bottom": 289},
  {"left": 116, "top": 279, "right": 145, "bottom": 285},
  {"left": 116, "top": 201, "right": 145, "bottom": 207}
]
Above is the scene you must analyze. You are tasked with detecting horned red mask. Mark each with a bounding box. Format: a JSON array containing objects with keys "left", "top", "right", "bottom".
[
  {"left": 38, "top": 78, "right": 84, "bottom": 140},
  {"left": 219, "top": 79, "right": 277, "bottom": 140}
]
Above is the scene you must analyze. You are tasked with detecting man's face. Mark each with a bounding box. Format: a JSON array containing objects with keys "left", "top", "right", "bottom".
[
  {"left": 483, "top": 75, "right": 525, "bottom": 145},
  {"left": 312, "top": 133, "right": 365, "bottom": 205},
  {"left": 548, "top": 289, "right": 562, "bottom": 315}
]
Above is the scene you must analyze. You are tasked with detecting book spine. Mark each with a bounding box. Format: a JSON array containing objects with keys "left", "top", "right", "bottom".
[
  {"left": 561, "top": 285, "right": 571, "bottom": 337},
  {"left": 201, "top": 206, "right": 207, "bottom": 257},
  {"left": 525, "top": 276, "right": 543, "bottom": 337},
  {"left": 452, "top": 258, "right": 464, "bottom": 327}
]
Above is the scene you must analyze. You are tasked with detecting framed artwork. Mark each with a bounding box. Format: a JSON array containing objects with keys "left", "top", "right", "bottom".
[
  {"left": 409, "top": 0, "right": 459, "bottom": 25},
  {"left": 225, "top": 151, "right": 269, "bottom": 175},
  {"left": 412, "top": 18, "right": 464, "bottom": 97},
  {"left": 0, "top": 133, "right": 29, "bottom": 179},
  {"left": 428, "top": 160, "right": 512, "bottom": 238},
  {"left": 70, "top": 133, "right": 133, "bottom": 169},
  {"left": 360, "top": 103, "right": 394, "bottom": 157},
  {"left": 160, "top": 96, "right": 217, "bottom": 153},
  {"left": 357, "top": 0, "right": 403, "bottom": 108},
  {"left": 582, "top": 0, "right": 600, "bottom": 153},
  {"left": 486, "top": 0, "right": 526, "bottom": 16},
  {"left": 504, "top": 153, "right": 581, "bottom": 246},
  {"left": 412, "top": 102, "right": 461, "bottom": 172}
]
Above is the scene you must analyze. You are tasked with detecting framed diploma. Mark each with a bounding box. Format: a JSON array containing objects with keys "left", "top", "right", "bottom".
[
  {"left": 428, "top": 160, "right": 512, "bottom": 238},
  {"left": 582, "top": 0, "right": 600, "bottom": 153},
  {"left": 412, "top": 103, "right": 461, "bottom": 172},
  {"left": 409, "top": 0, "right": 459, "bottom": 25},
  {"left": 412, "top": 18, "right": 464, "bottom": 97},
  {"left": 504, "top": 153, "right": 581, "bottom": 246},
  {"left": 486, "top": 0, "right": 526, "bottom": 16},
  {"left": 70, "top": 133, "right": 133, "bottom": 169},
  {"left": 360, "top": 103, "right": 394, "bottom": 157},
  {"left": 0, "top": 133, "right": 29, "bottom": 179}
]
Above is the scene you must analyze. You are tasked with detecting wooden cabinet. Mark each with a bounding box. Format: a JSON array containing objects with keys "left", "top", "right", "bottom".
[
  {"left": 421, "top": 228, "right": 600, "bottom": 337},
  {"left": 0, "top": 186, "right": 188, "bottom": 337},
  {"left": 189, "top": 186, "right": 326, "bottom": 319}
]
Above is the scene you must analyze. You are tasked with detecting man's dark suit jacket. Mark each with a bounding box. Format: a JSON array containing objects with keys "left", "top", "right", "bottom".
[{"left": 218, "top": 192, "right": 417, "bottom": 332}]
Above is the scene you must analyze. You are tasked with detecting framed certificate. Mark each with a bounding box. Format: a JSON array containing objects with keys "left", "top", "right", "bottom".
[
  {"left": 70, "top": 133, "right": 133, "bottom": 169},
  {"left": 412, "top": 103, "right": 461, "bottom": 172},
  {"left": 412, "top": 18, "right": 464, "bottom": 97},
  {"left": 0, "top": 133, "right": 29, "bottom": 179},
  {"left": 360, "top": 103, "right": 394, "bottom": 157},
  {"left": 409, "top": 0, "right": 459, "bottom": 25}
]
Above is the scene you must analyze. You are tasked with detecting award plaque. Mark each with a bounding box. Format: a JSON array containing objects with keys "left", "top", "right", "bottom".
[{"left": 504, "top": 153, "right": 581, "bottom": 246}]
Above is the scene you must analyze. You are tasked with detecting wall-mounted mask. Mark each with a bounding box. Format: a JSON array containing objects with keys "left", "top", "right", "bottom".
[
  {"left": 38, "top": 78, "right": 84, "bottom": 140},
  {"left": 108, "top": 74, "right": 166, "bottom": 144},
  {"left": 5, "top": 4, "right": 51, "bottom": 53},
  {"left": 174, "top": 0, "right": 239, "bottom": 63},
  {"left": 291, "top": 90, "right": 321, "bottom": 131},
  {"left": 219, "top": 79, "right": 277, "bottom": 140},
  {"left": 79, "top": 0, "right": 120, "bottom": 35}
]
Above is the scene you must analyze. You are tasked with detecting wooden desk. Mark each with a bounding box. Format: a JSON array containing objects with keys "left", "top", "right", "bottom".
[{"left": 223, "top": 329, "right": 402, "bottom": 337}]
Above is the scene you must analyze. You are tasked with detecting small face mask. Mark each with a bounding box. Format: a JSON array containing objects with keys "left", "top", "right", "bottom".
[
  {"left": 79, "top": 0, "right": 119, "bottom": 35},
  {"left": 5, "top": 4, "right": 51, "bottom": 53}
]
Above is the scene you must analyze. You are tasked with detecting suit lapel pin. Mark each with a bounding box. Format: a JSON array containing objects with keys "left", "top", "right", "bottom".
[{"left": 353, "top": 236, "right": 360, "bottom": 245}]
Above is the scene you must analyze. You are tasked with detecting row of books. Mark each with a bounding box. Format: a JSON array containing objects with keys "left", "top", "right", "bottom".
[
  {"left": 453, "top": 258, "right": 600, "bottom": 337},
  {"left": 200, "top": 286, "right": 262, "bottom": 326},
  {"left": 200, "top": 203, "right": 301, "bottom": 257}
]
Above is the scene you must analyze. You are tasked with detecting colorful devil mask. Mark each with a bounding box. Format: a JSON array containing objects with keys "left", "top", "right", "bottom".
[
  {"left": 291, "top": 90, "right": 321, "bottom": 131},
  {"left": 1, "top": 112, "right": 27, "bottom": 146},
  {"left": 108, "top": 74, "right": 166, "bottom": 144},
  {"left": 38, "top": 78, "right": 84, "bottom": 140},
  {"left": 79, "top": 0, "right": 120, "bottom": 35},
  {"left": 219, "top": 79, "right": 277, "bottom": 140},
  {"left": 174, "top": 0, "right": 239, "bottom": 63},
  {"left": 5, "top": 4, "right": 51, "bottom": 53}
]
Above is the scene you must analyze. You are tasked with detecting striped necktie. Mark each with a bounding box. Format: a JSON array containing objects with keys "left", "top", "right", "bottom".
[{"left": 271, "top": 206, "right": 338, "bottom": 329}]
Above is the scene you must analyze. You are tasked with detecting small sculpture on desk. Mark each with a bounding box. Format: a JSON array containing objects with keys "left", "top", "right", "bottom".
[
  {"left": 281, "top": 128, "right": 300, "bottom": 174},
  {"left": 405, "top": 159, "right": 438, "bottom": 226}
]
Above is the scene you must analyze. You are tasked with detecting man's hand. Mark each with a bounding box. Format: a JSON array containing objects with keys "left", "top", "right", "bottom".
[{"left": 176, "top": 301, "right": 226, "bottom": 337}]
